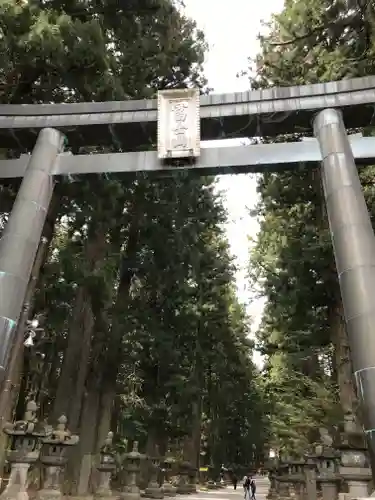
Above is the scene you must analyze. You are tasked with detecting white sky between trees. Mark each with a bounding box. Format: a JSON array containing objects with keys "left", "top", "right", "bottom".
[{"left": 182, "top": 0, "right": 284, "bottom": 367}]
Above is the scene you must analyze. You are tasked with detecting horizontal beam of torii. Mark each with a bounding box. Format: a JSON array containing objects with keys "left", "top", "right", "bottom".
[
  {"left": 0, "top": 135, "right": 374, "bottom": 179},
  {"left": 0, "top": 76, "right": 374, "bottom": 151}
]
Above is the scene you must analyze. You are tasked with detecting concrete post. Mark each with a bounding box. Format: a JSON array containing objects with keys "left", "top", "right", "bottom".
[
  {"left": 0, "top": 128, "right": 64, "bottom": 375},
  {"left": 314, "top": 108, "right": 375, "bottom": 455}
]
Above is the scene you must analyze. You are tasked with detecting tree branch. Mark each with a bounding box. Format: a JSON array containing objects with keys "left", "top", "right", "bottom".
[{"left": 268, "top": 15, "right": 363, "bottom": 47}]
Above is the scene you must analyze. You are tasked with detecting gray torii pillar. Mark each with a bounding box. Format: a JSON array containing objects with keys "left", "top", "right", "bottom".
[
  {"left": 0, "top": 128, "right": 64, "bottom": 376},
  {"left": 314, "top": 108, "right": 375, "bottom": 450}
]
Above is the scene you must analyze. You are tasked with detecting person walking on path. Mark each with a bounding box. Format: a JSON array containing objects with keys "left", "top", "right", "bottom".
[
  {"left": 250, "top": 476, "right": 256, "bottom": 500},
  {"left": 243, "top": 474, "right": 251, "bottom": 500},
  {"left": 232, "top": 474, "right": 238, "bottom": 490}
]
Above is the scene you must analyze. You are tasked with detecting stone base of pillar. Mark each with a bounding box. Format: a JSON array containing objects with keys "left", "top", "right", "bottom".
[
  {"left": 297, "top": 483, "right": 306, "bottom": 500},
  {"left": 68, "top": 496, "right": 94, "bottom": 500},
  {"left": 342, "top": 497, "right": 375, "bottom": 500},
  {"left": 95, "top": 488, "right": 118, "bottom": 500},
  {"left": 176, "top": 483, "right": 191, "bottom": 495},
  {"left": 278, "top": 486, "right": 290, "bottom": 498},
  {"left": 278, "top": 491, "right": 291, "bottom": 499},
  {"left": 337, "top": 493, "right": 371, "bottom": 500},
  {"left": 0, "top": 487, "right": 29, "bottom": 500},
  {"left": 185, "top": 483, "right": 196, "bottom": 494},
  {"left": 95, "top": 496, "right": 118, "bottom": 500},
  {"left": 36, "top": 489, "right": 63, "bottom": 500},
  {"left": 347, "top": 480, "right": 370, "bottom": 499},
  {"left": 144, "top": 485, "right": 164, "bottom": 499},
  {"left": 161, "top": 483, "right": 176, "bottom": 497},
  {"left": 320, "top": 481, "right": 338, "bottom": 500},
  {"left": 0, "top": 463, "right": 30, "bottom": 500},
  {"left": 94, "top": 491, "right": 120, "bottom": 500},
  {"left": 120, "top": 487, "right": 140, "bottom": 500}
]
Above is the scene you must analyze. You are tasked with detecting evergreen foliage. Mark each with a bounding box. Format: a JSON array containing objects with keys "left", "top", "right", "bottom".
[
  {"left": 0, "top": 0, "right": 267, "bottom": 485},
  {"left": 248, "top": 0, "right": 375, "bottom": 455}
]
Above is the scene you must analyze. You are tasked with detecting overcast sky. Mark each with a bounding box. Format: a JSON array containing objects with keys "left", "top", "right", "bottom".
[{"left": 182, "top": 0, "right": 284, "bottom": 365}]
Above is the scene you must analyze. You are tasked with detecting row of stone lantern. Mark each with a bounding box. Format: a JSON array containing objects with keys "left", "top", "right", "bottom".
[
  {"left": 0, "top": 402, "right": 201, "bottom": 500},
  {"left": 142, "top": 454, "right": 198, "bottom": 498},
  {"left": 97, "top": 437, "right": 198, "bottom": 500},
  {"left": 0, "top": 401, "right": 79, "bottom": 500},
  {"left": 269, "top": 456, "right": 342, "bottom": 500},
  {"left": 267, "top": 425, "right": 373, "bottom": 500}
]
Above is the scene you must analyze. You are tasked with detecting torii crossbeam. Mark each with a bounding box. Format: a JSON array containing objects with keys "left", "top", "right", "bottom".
[
  {"left": 0, "top": 135, "right": 374, "bottom": 178},
  {"left": 0, "top": 75, "right": 374, "bottom": 151}
]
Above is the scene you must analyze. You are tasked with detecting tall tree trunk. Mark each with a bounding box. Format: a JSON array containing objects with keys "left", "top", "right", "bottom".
[
  {"left": 188, "top": 332, "right": 203, "bottom": 470},
  {"left": 37, "top": 339, "right": 61, "bottom": 417},
  {"left": 72, "top": 382, "right": 101, "bottom": 495},
  {"left": 95, "top": 387, "right": 115, "bottom": 452},
  {"left": 51, "top": 226, "right": 106, "bottom": 425},
  {"left": 51, "top": 286, "right": 94, "bottom": 423},
  {"left": 141, "top": 432, "right": 157, "bottom": 488},
  {"left": 94, "top": 193, "right": 143, "bottom": 439},
  {"left": 190, "top": 396, "right": 203, "bottom": 469},
  {"left": 67, "top": 300, "right": 94, "bottom": 431},
  {"left": 189, "top": 285, "right": 204, "bottom": 470},
  {"left": 110, "top": 395, "right": 121, "bottom": 436},
  {"left": 331, "top": 298, "right": 358, "bottom": 421}
]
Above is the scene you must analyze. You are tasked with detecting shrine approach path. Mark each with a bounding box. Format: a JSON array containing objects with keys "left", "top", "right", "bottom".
[{"left": 179, "top": 476, "right": 269, "bottom": 500}]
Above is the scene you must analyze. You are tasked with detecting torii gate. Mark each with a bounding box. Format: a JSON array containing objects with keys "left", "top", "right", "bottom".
[{"left": 1, "top": 77, "right": 375, "bottom": 452}]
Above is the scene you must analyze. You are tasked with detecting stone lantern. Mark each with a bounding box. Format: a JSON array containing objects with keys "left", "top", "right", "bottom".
[
  {"left": 334, "top": 412, "right": 372, "bottom": 500},
  {"left": 161, "top": 452, "right": 177, "bottom": 497},
  {"left": 123, "top": 442, "right": 143, "bottom": 500},
  {"left": 94, "top": 432, "right": 117, "bottom": 500},
  {"left": 315, "top": 448, "right": 339, "bottom": 500},
  {"left": 186, "top": 462, "right": 197, "bottom": 494},
  {"left": 144, "top": 449, "right": 163, "bottom": 499},
  {"left": 176, "top": 460, "right": 191, "bottom": 494},
  {"left": 0, "top": 400, "right": 46, "bottom": 500},
  {"left": 37, "top": 414, "right": 79, "bottom": 500}
]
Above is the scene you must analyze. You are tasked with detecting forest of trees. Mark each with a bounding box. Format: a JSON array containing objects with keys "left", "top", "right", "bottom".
[
  {"left": 0, "top": 0, "right": 267, "bottom": 493},
  {"left": 249, "top": 0, "right": 375, "bottom": 456},
  {"left": 1, "top": 0, "right": 375, "bottom": 493}
]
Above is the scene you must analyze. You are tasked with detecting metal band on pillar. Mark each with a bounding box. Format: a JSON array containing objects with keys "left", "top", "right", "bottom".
[
  {"left": 313, "top": 108, "right": 375, "bottom": 450},
  {"left": 0, "top": 127, "right": 64, "bottom": 374}
]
